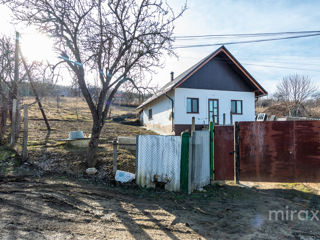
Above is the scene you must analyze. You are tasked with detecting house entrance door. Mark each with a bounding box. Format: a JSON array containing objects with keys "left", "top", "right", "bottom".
[{"left": 208, "top": 99, "right": 219, "bottom": 125}]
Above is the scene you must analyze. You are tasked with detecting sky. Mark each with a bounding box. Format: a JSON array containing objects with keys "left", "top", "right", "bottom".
[
  {"left": 0, "top": 0, "right": 320, "bottom": 95},
  {"left": 161, "top": 0, "right": 320, "bottom": 95}
]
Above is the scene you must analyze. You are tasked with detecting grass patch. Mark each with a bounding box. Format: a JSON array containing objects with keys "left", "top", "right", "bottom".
[{"left": 0, "top": 146, "right": 22, "bottom": 174}]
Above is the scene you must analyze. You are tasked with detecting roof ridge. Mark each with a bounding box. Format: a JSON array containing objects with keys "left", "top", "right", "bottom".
[{"left": 137, "top": 45, "right": 267, "bottom": 109}]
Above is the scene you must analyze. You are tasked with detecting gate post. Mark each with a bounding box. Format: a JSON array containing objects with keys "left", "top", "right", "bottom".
[
  {"left": 234, "top": 122, "right": 240, "bottom": 184},
  {"left": 180, "top": 131, "right": 190, "bottom": 193},
  {"left": 209, "top": 122, "right": 214, "bottom": 181}
]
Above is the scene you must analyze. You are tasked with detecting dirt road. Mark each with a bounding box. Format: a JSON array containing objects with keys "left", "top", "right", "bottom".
[{"left": 0, "top": 177, "right": 319, "bottom": 240}]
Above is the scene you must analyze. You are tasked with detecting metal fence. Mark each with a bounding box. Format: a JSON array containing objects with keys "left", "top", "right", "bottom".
[
  {"left": 136, "top": 130, "right": 211, "bottom": 192},
  {"left": 214, "top": 126, "right": 234, "bottom": 180},
  {"left": 190, "top": 130, "right": 210, "bottom": 191},
  {"left": 212, "top": 120, "right": 320, "bottom": 182},
  {"left": 136, "top": 135, "right": 181, "bottom": 191},
  {"left": 238, "top": 121, "right": 320, "bottom": 182}
]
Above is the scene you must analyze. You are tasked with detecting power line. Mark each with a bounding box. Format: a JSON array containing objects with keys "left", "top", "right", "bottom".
[
  {"left": 173, "top": 55, "right": 320, "bottom": 73},
  {"left": 176, "top": 55, "right": 320, "bottom": 67},
  {"left": 242, "top": 63, "right": 320, "bottom": 73},
  {"left": 173, "top": 33, "right": 320, "bottom": 48},
  {"left": 174, "top": 30, "right": 320, "bottom": 39}
]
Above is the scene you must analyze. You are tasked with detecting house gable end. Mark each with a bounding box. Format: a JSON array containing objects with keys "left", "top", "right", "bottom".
[{"left": 178, "top": 52, "right": 254, "bottom": 92}]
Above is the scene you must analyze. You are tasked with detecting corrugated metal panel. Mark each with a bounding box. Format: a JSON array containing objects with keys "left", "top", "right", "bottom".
[
  {"left": 136, "top": 135, "right": 181, "bottom": 191},
  {"left": 214, "top": 126, "right": 234, "bottom": 180},
  {"left": 294, "top": 121, "right": 320, "bottom": 181},
  {"left": 190, "top": 130, "right": 210, "bottom": 190},
  {"left": 239, "top": 121, "right": 320, "bottom": 182}
]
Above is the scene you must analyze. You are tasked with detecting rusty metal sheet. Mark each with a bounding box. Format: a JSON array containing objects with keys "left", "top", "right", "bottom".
[
  {"left": 294, "top": 121, "right": 320, "bottom": 182},
  {"left": 214, "top": 126, "right": 234, "bottom": 180},
  {"left": 238, "top": 121, "right": 320, "bottom": 182}
]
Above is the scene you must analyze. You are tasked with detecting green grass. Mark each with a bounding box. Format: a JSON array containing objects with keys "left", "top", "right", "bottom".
[{"left": 0, "top": 146, "right": 22, "bottom": 174}]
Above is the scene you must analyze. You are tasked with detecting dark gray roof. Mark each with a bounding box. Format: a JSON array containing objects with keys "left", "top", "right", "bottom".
[
  {"left": 137, "top": 50, "right": 216, "bottom": 109},
  {"left": 137, "top": 46, "right": 267, "bottom": 109}
]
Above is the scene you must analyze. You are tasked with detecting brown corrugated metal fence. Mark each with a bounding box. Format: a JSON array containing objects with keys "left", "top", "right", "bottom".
[
  {"left": 238, "top": 121, "right": 320, "bottom": 182},
  {"left": 214, "top": 126, "right": 234, "bottom": 180}
]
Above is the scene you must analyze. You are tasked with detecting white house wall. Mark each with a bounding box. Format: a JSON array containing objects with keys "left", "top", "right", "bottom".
[
  {"left": 174, "top": 88, "right": 255, "bottom": 125},
  {"left": 141, "top": 91, "right": 174, "bottom": 134}
]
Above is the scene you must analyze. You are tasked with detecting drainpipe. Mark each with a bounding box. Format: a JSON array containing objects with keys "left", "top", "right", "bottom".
[{"left": 165, "top": 93, "right": 174, "bottom": 132}]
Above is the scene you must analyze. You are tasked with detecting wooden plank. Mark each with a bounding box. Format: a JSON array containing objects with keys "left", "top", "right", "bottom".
[
  {"left": 22, "top": 105, "right": 28, "bottom": 160},
  {"left": 191, "top": 117, "right": 195, "bottom": 135},
  {"left": 113, "top": 140, "right": 117, "bottom": 174},
  {"left": 10, "top": 99, "right": 17, "bottom": 147}
]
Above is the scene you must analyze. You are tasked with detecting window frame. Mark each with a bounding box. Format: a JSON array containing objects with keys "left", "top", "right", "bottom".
[
  {"left": 231, "top": 100, "right": 243, "bottom": 115},
  {"left": 186, "top": 97, "right": 199, "bottom": 114},
  {"left": 148, "top": 109, "right": 153, "bottom": 120}
]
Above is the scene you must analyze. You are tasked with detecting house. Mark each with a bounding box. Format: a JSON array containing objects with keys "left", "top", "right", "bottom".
[{"left": 137, "top": 46, "right": 267, "bottom": 135}]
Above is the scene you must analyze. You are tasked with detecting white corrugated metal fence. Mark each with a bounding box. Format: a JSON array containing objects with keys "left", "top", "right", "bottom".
[{"left": 136, "top": 135, "right": 181, "bottom": 191}]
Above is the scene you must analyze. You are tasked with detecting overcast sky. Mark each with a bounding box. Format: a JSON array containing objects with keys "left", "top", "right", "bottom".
[{"left": 0, "top": 0, "right": 320, "bottom": 95}]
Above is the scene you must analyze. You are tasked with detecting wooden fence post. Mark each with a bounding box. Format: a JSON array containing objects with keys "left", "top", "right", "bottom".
[
  {"left": 113, "top": 140, "right": 118, "bottom": 174},
  {"left": 16, "top": 101, "right": 21, "bottom": 142},
  {"left": 10, "top": 99, "right": 17, "bottom": 147},
  {"left": 22, "top": 105, "right": 28, "bottom": 160},
  {"left": 234, "top": 122, "right": 240, "bottom": 184},
  {"left": 191, "top": 117, "right": 195, "bottom": 135},
  {"left": 180, "top": 131, "right": 190, "bottom": 193}
]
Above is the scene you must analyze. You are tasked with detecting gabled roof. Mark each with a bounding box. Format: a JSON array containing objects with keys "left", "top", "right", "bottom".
[{"left": 137, "top": 46, "right": 267, "bottom": 109}]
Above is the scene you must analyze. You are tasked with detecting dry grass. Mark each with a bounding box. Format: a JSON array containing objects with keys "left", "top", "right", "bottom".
[
  {"left": 256, "top": 102, "right": 320, "bottom": 118},
  {"left": 12, "top": 97, "right": 156, "bottom": 177},
  {"left": 23, "top": 96, "right": 133, "bottom": 121}
]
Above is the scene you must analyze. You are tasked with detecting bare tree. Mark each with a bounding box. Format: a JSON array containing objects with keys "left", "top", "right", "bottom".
[
  {"left": 0, "top": 35, "right": 26, "bottom": 142},
  {"left": 3, "top": 0, "right": 186, "bottom": 166},
  {"left": 275, "top": 74, "right": 318, "bottom": 116}
]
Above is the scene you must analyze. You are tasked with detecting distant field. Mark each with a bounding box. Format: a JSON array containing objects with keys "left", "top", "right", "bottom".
[{"left": 23, "top": 96, "right": 136, "bottom": 121}]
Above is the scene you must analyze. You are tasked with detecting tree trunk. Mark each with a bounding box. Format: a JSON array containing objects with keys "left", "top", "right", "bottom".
[
  {"left": 0, "top": 101, "right": 8, "bottom": 142},
  {"left": 87, "top": 121, "right": 103, "bottom": 167}
]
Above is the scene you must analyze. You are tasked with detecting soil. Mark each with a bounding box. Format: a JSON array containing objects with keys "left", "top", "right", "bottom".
[{"left": 0, "top": 176, "right": 320, "bottom": 240}]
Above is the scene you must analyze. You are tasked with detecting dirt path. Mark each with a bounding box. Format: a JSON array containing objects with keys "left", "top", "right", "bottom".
[{"left": 0, "top": 177, "right": 320, "bottom": 239}]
